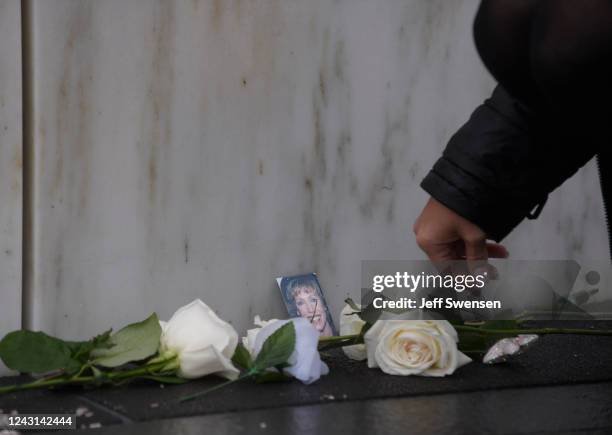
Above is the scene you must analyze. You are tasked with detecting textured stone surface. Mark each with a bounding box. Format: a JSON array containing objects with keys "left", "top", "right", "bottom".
[
  {"left": 24, "top": 0, "right": 608, "bottom": 342},
  {"left": 0, "top": 0, "right": 22, "bottom": 377},
  {"left": 2, "top": 332, "right": 612, "bottom": 433},
  {"left": 71, "top": 382, "right": 612, "bottom": 435}
]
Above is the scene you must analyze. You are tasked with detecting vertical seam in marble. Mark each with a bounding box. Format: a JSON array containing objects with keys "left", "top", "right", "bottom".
[{"left": 21, "top": 0, "right": 34, "bottom": 330}]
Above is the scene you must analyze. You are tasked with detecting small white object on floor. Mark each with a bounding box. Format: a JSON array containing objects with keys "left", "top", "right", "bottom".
[
  {"left": 75, "top": 406, "right": 89, "bottom": 417},
  {"left": 483, "top": 334, "right": 539, "bottom": 364}
]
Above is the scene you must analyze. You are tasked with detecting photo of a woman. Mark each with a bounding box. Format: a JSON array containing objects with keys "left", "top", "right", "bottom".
[{"left": 277, "top": 274, "right": 337, "bottom": 337}]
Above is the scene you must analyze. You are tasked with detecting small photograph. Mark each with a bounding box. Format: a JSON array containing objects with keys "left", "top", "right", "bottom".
[{"left": 276, "top": 273, "right": 337, "bottom": 336}]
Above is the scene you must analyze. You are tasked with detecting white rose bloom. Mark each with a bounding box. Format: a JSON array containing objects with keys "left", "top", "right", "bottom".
[
  {"left": 339, "top": 304, "right": 367, "bottom": 361},
  {"left": 250, "top": 317, "right": 329, "bottom": 384},
  {"left": 242, "top": 315, "right": 279, "bottom": 356},
  {"left": 364, "top": 320, "right": 471, "bottom": 377},
  {"left": 159, "top": 299, "right": 239, "bottom": 380}
]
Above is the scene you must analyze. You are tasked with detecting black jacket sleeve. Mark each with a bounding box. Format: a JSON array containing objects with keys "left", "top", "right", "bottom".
[{"left": 420, "top": 85, "right": 596, "bottom": 242}]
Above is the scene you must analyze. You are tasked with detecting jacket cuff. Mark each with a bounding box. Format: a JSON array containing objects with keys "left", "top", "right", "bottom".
[{"left": 420, "top": 156, "right": 543, "bottom": 242}]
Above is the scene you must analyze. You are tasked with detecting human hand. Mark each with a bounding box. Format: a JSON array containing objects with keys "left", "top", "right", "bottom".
[{"left": 413, "top": 197, "right": 509, "bottom": 266}]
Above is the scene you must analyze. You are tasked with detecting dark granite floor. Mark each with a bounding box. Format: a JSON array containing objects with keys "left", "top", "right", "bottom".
[{"left": 1, "top": 330, "right": 612, "bottom": 434}]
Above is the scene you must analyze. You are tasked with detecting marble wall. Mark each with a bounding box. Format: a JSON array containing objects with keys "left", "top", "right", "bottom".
[
  {"left": 0, "top": 0, "right": 22, "bottom": 376},
  {"left": 16, "top": 0, "right": 609, "bottom": 345}
]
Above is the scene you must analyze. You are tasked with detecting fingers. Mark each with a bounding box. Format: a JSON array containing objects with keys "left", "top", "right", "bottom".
[
  {"left": 463, "top": 234, "right": 488, "bottom": 261},
  {"left": 486, "top": 243, "right": 509, "bottom": 258},
  {"left": 454, "top": 242, "right": 510, "bottom": 259},
  {"left": 462, "top": 233, "right": 489, "bottom": 275},
  {"left": 415, "top": 236, "right": 462, "bottom": 262},
  {"left": 413, "top": 197, "right": 510, "bottom": 265}
]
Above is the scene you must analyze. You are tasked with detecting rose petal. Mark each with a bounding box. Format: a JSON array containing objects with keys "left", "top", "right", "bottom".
[
  {"left": 365, "top": 320, "right": 471, "bottom": 377},
  {"left": 253, "top": 318, "right": 328, "bottom": 384},
  {"left": 339, "top": 304, "right": 367, "bottom": 361},
  {"left": 163, "top": 299, "right": 238, "bottom": 358},
  {"left": 178, "top": 345, "right": 239, "bottom": 380}
]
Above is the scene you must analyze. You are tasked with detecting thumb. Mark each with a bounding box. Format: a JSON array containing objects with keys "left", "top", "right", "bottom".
[{"left": 463, "top": 234, "right": 488, "bottom": 274}]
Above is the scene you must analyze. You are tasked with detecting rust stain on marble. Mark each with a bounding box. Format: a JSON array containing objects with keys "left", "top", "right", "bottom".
[
  {"left": 10, "top": 147, "right": 22, "bottom": 196},
  {"left": 359, "top": 115, "right": 403, "bottom": 222},
  {"left": 13, "top": 149, "right": 22, "bottom": 171},
  {"left": 52, "top": 3, "right": 94, "bottom": 213},
  {"left": 210, "top": 0, "right": 246, "bottom": 30},
  {"left": 54, "top": 45, "right": 71, "bottom": 195},
  {"left": 304, "top": 177, "right": 312, "bottom": 191},
  {"left": 311, "top": 95, "right": 327, "bottom": 181},
  {"left": 143, "top": 1, "right": 176, "bottom": 211},
  {"left": 245, "top": 0, "right": 284, "bottom": 93},
  {"left": 210, "top": 0, "right": 224, "bottom": 30},
  {"left": 75, "top": 71, "right": 92, "bottom": 214}
]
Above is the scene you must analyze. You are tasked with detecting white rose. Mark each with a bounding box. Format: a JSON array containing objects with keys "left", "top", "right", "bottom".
[
  {"left": 159, "top": 299, "right": 239, "bottom": 380},
  {"left": 251, "top": 317, "right": 329, "bottom": 384},
  {"left": 242, "top": 315, "right": 279, "bottom": 356},
  {"left": 364, "top": 320, "right": 471, "bottom": 377},
  {"left": 339, "top": 304, "right": 367, "bottom": 361}
]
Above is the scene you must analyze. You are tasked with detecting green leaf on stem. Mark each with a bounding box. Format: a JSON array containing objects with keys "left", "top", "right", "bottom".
[
  {"left": 252, "top": 322, "right": 295, "bottom": 372},
  {"left": 65, "top": 329, "right": 113, "bottom": 367},
  {"left": 0, "top": 331, "right": 80, "bottom": 374},
  {"left": 231, "top": 343, "right": 253, "bottom": 370},
  {"left": 91, "top": 313, "right": 162, "bottom": 368}
]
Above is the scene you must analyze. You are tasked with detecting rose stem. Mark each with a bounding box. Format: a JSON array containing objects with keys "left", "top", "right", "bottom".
[
  {"left": 178, "top": 371, "right": 255, "bottom": 402},
  {"left": 0, "top": 359, "right": 177, "bottom": 395},
  {"left": 454, "top": 325, "right": 612, "bottom": 336}
]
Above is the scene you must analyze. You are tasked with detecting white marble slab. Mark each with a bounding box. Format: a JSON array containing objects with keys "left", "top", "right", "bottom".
[
  {"left": 0, "top": 0, "right": 22, "bottom": 376},
  {"left": 504, "top": 158, "right": 608, "bottom": 263},
  {"left": 26, "top": 0, "right": 607, "bottom": 343}
]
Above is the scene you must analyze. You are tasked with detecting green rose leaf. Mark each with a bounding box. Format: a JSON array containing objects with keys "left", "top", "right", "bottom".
[
  {"left": 231, "top": 343, "right": 253, "bottom": 370},
  {"left": 0, "top": 331, "right": 80, "bottom": 374},
  {"left": 252, "top": 321, "right": 295, "bottom": 372},
  {"left": 91, "top": 313, "right": 161, "bottom": 368},
  {"left": 66, "top": 329, "right": 113, "bottom": 366}
]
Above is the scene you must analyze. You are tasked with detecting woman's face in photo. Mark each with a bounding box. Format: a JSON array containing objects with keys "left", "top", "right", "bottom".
[{"left": 293, "top": 286, "right": 328, "bottom": 333}]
